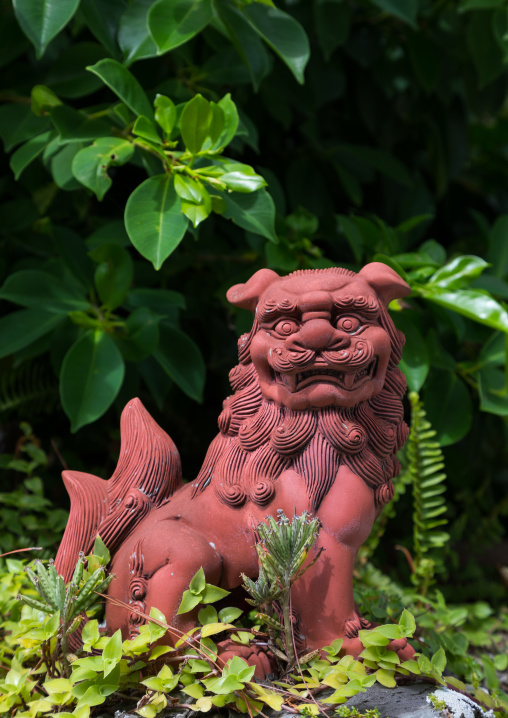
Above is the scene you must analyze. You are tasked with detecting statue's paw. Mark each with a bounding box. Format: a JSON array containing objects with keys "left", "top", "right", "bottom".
[
  {"left": 217, "top": 639, "right": 275, "bottom": 680},
  {"left": 386, "top": 637, "right": 416, "bottom": 662}
]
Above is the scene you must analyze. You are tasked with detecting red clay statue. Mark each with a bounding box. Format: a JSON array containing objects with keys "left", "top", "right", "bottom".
[{"left": 55, "top": 263, "right": 413, "bottom": 672}]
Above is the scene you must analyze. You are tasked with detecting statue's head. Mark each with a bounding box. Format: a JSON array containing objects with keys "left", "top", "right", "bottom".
[{"left": 227, "top": 264, "right": 411, "bottom": 411}]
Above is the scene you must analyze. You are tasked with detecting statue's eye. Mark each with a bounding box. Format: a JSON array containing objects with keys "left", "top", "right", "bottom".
[
  {"left": 337, "top": 316, "right": 361, "bottom": 332},
  {"left": 274, "top": 319, "right": 299, "bottom": 336}
]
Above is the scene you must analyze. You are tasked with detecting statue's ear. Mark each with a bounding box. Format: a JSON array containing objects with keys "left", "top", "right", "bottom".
[
  {"left": 359, "top": 262, "right": 411, "bottom": 305},
  {"left": 227, "top": 268, "right": 280, "bottom": 312}
]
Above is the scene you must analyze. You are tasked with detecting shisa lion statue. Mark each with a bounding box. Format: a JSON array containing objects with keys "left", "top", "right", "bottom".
[{"left": 55, "top": 263, "right": 413, "bottom": 672}]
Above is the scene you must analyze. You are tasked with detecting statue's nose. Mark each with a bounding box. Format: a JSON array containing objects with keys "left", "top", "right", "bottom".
[{"left": 290, "top": 319, "right": 348, "bottom": 352}]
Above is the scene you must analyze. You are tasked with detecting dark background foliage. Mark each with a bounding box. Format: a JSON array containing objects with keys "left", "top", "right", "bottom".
[{"left": 0, "top": 0, "right": 507, "bottom": 607}]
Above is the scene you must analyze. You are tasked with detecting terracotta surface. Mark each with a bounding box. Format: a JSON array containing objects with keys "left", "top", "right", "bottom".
[{"left": 55, "top": 263, "right": 412, "bottom": 668}]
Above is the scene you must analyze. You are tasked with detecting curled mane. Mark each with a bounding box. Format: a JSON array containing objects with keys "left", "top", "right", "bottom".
[{"left": 191, "top": 293, "right": 408, "bottom": 512}]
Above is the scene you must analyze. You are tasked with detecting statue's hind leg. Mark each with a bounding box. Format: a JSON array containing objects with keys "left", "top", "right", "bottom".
[{"left": 105, "top": 522, "right": 223, "bottom": 641}]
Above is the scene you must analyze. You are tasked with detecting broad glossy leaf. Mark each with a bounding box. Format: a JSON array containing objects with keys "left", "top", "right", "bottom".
[
  {"left": 80, "top": 0, "right": 126, "bottom": 58},
  {"left": 221, "top": 167, "right": 267, "bottom": 193},
  {"left": 118, "top": 0, "right": 158, "bottom": 64},
  {"left": 242, "top": 3, "right": 310, "bottom": 84},
  {"left": 0, "top": 309, "right": 64, "bottom": 359},
  {"left": 13, "top": 0, "right": 80, "bottom": 58},
  {"left": 49, "top": 106, "right": 111, "bottom": 143},
  {"left": 177, "top": 589, "right": 202, "bottom": 614},
  {"left": 72, "top": 138, "right": 134, "bottom": 200},
  {"left": 201, "top": 584, "right": 230, "bottom": 603},
  {"left": 181, "top": 188, "right": 212, "bottom": 227},
  {"left": 124, "top": 175, "right": 189, "bottom": 269},
  {"left": 217, "top": 188, "right": 277, "bottom": 243},
  {"left": 86, "top": 59, "right": 153, "bottom": 119},
  {"left": 214, "top": 94, "right": 239, "bottom": 150},
  {"left": 479, "top": 331, "right": 506, "bottom": 367},
  {"left": 181, "top": 94, "right": 212, "bottom": 154},
  {"left": 0, "top": 270, "right": 90, "bottom": 314},
  {"left": 478, "top": 368, "right": 508, "bottom": 416},
  {"left": 89, "top": 243, "right": 134, "bottom": 310},
  {"left": 50, "top": 143, "right": 83, "bottom": 190},
  {"left": 417, "top": 286, "right": 508, "bottom": 333},
  {"left": 154, "top": 95, "right": 177, "bottom": 136},
  {"left": 147, "top": 0, "right": 213, "bottom": 54},
  {"left": 127, "top": 287, "right": 185, "bottom": 316},
  {"left": 60, "top": 330, "right": 125, "bottom": 432},
  {"left": 103, "top": 630, "right": 122, "bottom": 677},
  {"left": 215, "top": 2, "right": 271, "bottom": 91},
  {"left": 423, "top": 371, "right": 473, "bottom": 446},
  {"left": 153, "top": 323, "right": 205, "bottom": 402},
  {"left": 392, "top": 314, "right": 429, "bottom": 392},
  {"left": 0, "top": 104, "right": 50, "bottom": 152},
  {"left": 10, "top": 131, "right": 54, "bottom": 180},
  {"left": 31, "top": 85, "right": 61, "bottom": 117},
  {"left": 428, "top": 255, "right": 489, "bottom": 289},
  {"left": 133, "top": 116, "right": 161, "bottom": 144},
  {"left": 375, "top": 668, "right": 396, "bottom": 688},
  {"left": 368, "top": 0, "right": 417, "bottom": 26}
]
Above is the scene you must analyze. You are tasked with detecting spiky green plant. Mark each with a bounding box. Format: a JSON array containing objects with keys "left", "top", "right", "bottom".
[
  {"left": 18, "top": 547, "right": 114, "bottom": 674},
  {"left": 242, "top": 510, "right": 322, "bottom": 669},
  {"left": 407, "top": 392, "right": 449, "bottom": 597}
]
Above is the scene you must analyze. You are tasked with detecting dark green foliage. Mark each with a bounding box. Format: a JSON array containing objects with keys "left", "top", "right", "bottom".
[{"left": 0, "top": 0, "right": 507, "bottom": 695}]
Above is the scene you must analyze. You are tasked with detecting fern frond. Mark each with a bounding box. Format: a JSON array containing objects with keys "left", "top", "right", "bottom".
[
  {"left": 0, "top": 360, "right": 58, "bottom": 415},
  {"left": 408, "top": 391, "right": 449, "bottom": 595}
]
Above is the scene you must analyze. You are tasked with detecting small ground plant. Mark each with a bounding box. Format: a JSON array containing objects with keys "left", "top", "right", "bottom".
[{"left": 1, "top": 515, "right": 507, "bottom": 717}]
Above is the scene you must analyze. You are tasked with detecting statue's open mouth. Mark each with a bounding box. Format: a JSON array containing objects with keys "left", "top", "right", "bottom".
[{"left": 274, "top": 359, "right": 377, "bottom": 392}]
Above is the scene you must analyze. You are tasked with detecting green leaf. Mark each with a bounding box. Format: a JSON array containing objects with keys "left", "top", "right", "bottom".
[
  {"left": 10, "top": 131, "right": 54, "bottom": 180},
  {"left": 214, "top": 2, "right": 271, "bottom": 91},
  {"left": 314, "top": 0, "right": 351, "bottom": 61},
  {"left": 180, "top": 94, "right": 212, "bottom": 154},
  {"left": 391, "top": 312, "right": 429, "bottom": 392},
  {"left": 217, "top": 188, "right": 277, "bottom": 242},
  {"left": 428, "top": 255, "right": 489, "bottom": 289},
  {"left": 148, "top": 607, "right": 167, "bottom": 641},
  {"left": 478, "top": 368, "right": 508, "bottom": 416},
  {"left": 44, "top": 42, "right": 108, "bottom": 99},
  {"left": 375, "top": 624, "right": 401, "bottom": 640},
  {"left": 201, "top": 584, "right": 230, "bottom": 603},
  {"left": 189, "top": 566, "right": 206, "bottom": 594},
  {"left": 154, "top": 95, "right": 177, "bottom": 136},
  {"left": 89, "top": 243, "right": 134, "bottom": 311},
  {"left": 133, "top": 116, "right": 161, "bottom": 144},
  {"left": 72, "top": 138, "right": 134, "bottom": 201},
  {"left": 82, "top": 619, "right": 100, "bottom": 649},
  {"left": 125, "top": 175, "right": 188, "bottom": 269},
  {"left": 80, "top": 0, "right": 126, "bottom": 58},
  {"left": 423, "top": 371, "right": 473, "bottom": 446},
  {"left": 375, "top": 668, "right": 396, "bottom": 687},
  {"left": 431, "top": 647, "right": 447, "bottom": 675},
  {"left": 214, "top": 94, "right": 239, "bottom": 150},
  {"left": 218, "top": 607, "right": 243, "bottom": 623},
  {"left": 102, "top": 630, "right": 122, "bottom": 677},
  {"left": 60, "top": 330, "right": 125, "bottom": 432},
  {"left": 177, "top": 589, "right": 202, "bottom": 614},
  {"left": 13, "top": 0, "right": 80, "bottom": 58},
  {"left": 92, "top": 536, "right": 110, "bottom": 565},
  {"left": 459, "top": 0, "right": 505, "bottom": 10},
  {"left": 118, "top": 0, "right": 158, "bottom": 64},
  {"left": 241, "top": 3, "right": 310, "bottom": 84},
  {"left": 368, "top": 0, "right": 417, "bottom": 26},
  {"left": 153, "top": 323, "right": 205, "bottom": 402},
  {"left": 416, "top": 286, "right": 508, "bottom": 333},
  {"left": 201, "top": 622, "right": 235, "bottom": 637},
  {"left": 398, "top": 609, "right": 416, "bottom": 637},
  {"left": 0, "top": 309, "right": 64, "bottom": 359},
  {"left": 147, "top": 0, "right": 213, "bottom": 54},
  {"left": 198, "top": 605, "right": 218, "bottom": 625},
  {"left": 31, "top": 84, "right": 62, "bottom": 117},
  {"left": 86, "top": 59, "right": 154, "bottom": 119},
  {"left": 0, "top": 270, "right": 91, "bottom": 314},
  {"left": 221, "top": 167, "right": 267, "bottom": 193}
]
